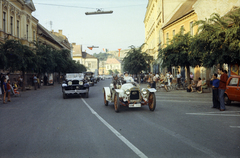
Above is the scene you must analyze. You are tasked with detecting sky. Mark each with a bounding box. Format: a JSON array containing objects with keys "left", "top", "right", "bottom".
[{"left": 32, "top": 0, "right": 148, "bottom": 54}]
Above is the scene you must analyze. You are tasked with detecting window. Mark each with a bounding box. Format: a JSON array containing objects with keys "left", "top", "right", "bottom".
[
  {"left": 190, "top": 21, "right": 193, "bottom": 36},
  {"left": 26, "top": 24, "right": 29, "bottom": 40},
  {"left": 173, "top": 30, "right": 175, "bottom": 37},
  {"left": 10, "top": 17, "right": 13, "bottom": 35},
  {"left": 17, "top": 20, "right": 20, "bottom": 38},
  {"left": 181, "top": 25, "right": 184, "bottom": 35},
  {"left": 228, "top": 78, "right": 238, "bottom": 86},
  {"left": 3, "top": 12, "right": 6, "bottom": 32},
  {"left": 166, "top": 33, "right": 169, "bottom": 45},
  {"left": 88, "top": 63, "right": 92, "bottom": 68}
]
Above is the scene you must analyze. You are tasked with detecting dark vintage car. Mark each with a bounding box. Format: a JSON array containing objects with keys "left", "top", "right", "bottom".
[
  {"left": 84, "top": 72, "right": 97, "bottom": 86},
  {"left": 62, "top": 73, "right": 89, "bottom": 99}
]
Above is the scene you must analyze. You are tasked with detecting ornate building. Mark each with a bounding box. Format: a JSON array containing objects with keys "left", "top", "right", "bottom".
[{"left": 0, "top": 0, "right": 38, "bottom": 45}]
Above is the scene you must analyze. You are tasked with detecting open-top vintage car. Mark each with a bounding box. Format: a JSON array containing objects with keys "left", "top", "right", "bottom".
[
  {"left": 103, "top": 78, "right": 156, "bottom": 112},
  {"left": 62, "top": 73, "right": 89, "bottom": 99}
]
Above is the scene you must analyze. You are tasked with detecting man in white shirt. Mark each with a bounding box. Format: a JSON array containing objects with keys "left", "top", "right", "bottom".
[
  {"left": 124, "top": 72, "right": 134, "bottom": 82},
  {"left": 177, "top": 71, "right": 181, "bottom": 84}
]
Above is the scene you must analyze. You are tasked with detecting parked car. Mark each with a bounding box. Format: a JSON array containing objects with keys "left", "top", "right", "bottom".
[
  {"left": 224, "top": 75, "right": 240, "bottom": 105},
  {"left": 103, "top": 77, "right": 156, "bottom": 112},
  {"left": 62, "top": 73, "right": 89, "bottom": 99}
]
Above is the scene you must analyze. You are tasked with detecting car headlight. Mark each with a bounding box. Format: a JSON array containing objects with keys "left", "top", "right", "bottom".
[
  {"left": 68, "top": 81, "right": 72, "bottom": 86},
  {"left": 79, "top": 81, "right": 83, "bottom": 85},
  {"left": 125, "top": 89, "right": 130, "bottom": 95},
  {"left": 141, "top": 88, "right": 148, "bottom": 95}
]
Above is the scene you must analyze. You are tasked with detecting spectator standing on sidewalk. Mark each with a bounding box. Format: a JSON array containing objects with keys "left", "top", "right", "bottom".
[
  {"left": 2, "top": 78, "right": 7, "bottom": 104},
  {"left": 169, "top": 72, "right": 173, "bottom": 86},
  {"left": 196, "top": 77, "right": 202, "bottom": 93},
  {"left": 6, "top": 79, "right": 11, "bottom": 102},
  {"left": 0, "top": 73, "right": 5, "bottom": 98},
  {"left": 177, "top": 72, "right": 181, "bottom": 84},
  {"left": 218, "top": 68, "right": 228, "bottom": 111},
  {"left": 33, "top": 75, "right": 37, "bottom": 90},
  {"left": 210, "top": 74, "right": 220, "bottom": 109},
  {"left": 5, "top": 73, "right": 9, "bottom": 81},
  {"left": 190, "top": 72, "right": 194, "bottom": 82}
]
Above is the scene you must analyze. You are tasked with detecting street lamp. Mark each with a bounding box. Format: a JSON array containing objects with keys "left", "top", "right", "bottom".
[{"left": 85, "top": 9, "right": 113, "bottom": 15}]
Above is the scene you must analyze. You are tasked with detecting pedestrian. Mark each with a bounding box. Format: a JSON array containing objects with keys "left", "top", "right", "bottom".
[
  {"left": 33, "top": 75, "right": 37, "bottom": 90},
  {"left": 37, "top": 75, "right": 40, "bottom": 88},
  {"left": 2, "top": 78, "right": 7, "bottom": 104},
  {"left": 152, "top": 74, "right": 156, "bottom": 88},
  {"left": 5, "top": 73, "right": 9, "bottom": 81},
  {"left": 196, "top": 77, "right": 202, "bottom": 93},
  {"left": 218, "top": 68, "right": 228, "bottom": 111},
  {"left": 6, "top": 79, "right": 11, "bottom": 102},
  {"left": 169, "top": 72, "right": 173, "bottom": 86},
  {"left": 1, "top": 73, "right": 5, "bottom": 98},
  {"left": 210, "top": 73, "right": 220, "bottom": 109},
  {"left": 166, "top": 72, "right": 170, "bottom": 86},
  {"left": 217, "top": 68, "right": 221, "bottom": 79},
  {"left": 190, "top": 72, "right": 194, "bottom": 82},
  {"left": 177, "top": 71, "right": 181, "bottom": 84}
]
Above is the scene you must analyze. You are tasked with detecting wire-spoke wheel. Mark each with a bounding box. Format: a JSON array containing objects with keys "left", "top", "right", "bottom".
[
  {"left": 114, "top": 93, "right": 120, "bottom": 112},
  {"left": 148, "top": 92, "right": 156, "bottom": 111}
]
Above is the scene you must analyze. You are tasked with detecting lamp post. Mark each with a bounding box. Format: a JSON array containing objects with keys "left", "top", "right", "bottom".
[{"left": 85, "top": 9, "right": 113, "bottom": 15}]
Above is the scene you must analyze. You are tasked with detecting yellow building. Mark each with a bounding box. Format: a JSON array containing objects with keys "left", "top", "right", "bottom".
[
  {"left": 72, "top": 43, "right": 98, "bottom": 72},
  {"left": 0, "top": 0, "right": 38, "bottom": 45},
  {"left": 143, "top": 0, "right": 240, "bottom": 79},
  {"left": 105, "top": 58, "right": 121, "bottom": 75}
]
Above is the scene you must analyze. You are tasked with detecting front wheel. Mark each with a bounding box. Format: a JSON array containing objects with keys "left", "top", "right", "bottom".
[
  {"left": 148, "top": 92, "right": 156, "bottom": 111},
  {"left": 114, "top": 93, "right": 120, "bottom": 112},
  {"left": 63, "top": 93, "right": 67, "bottom": 99}
]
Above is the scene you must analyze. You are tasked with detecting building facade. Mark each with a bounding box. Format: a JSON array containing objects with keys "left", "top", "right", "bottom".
[
  {"left": 72, "top": 43, "right": 98, "bottom": 73},
  {"left": 0, "top": 0, "right": 38, "bottom": 45},
  {"left": 143, "top": 0, "right": 240, "bottom": 79},
  {"left": 105, "top": 58, "right": 121, "bottom": 75}
]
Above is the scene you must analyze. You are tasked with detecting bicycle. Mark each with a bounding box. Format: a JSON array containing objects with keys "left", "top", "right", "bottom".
[
  {"left": 175, "top": 79, "right": 187, "bottom": 90},
  {"left": 156, "top": 80, "right": 170, "bottom": 92}
]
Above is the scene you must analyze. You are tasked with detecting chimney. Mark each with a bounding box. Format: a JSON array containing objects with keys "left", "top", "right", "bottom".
[{"left": 59, "top": 30, "right": 62, "bottom": 35}]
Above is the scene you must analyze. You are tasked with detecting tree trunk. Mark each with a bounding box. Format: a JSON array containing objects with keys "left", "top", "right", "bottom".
[
  {"left": 22, "top": 70, "right": 25, "bottom": 91},
  {"left": 186, "top": 66, "right": 190, "bottom": 84}
]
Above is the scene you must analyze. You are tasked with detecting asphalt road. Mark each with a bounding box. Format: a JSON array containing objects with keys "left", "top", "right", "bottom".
[{"left": 0, "top": 79, "right": 240, "bottom": 158}]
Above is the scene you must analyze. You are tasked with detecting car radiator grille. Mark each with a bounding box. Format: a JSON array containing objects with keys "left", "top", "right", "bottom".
[
  {"left": 65, "top": 86, "right": 85, "bottom": 90},
  {"left": 130, "top": 90, "right": 140, "bottom": 100},
  {"left": 72, "top": 80, "right": 79, "bottom": 84}
]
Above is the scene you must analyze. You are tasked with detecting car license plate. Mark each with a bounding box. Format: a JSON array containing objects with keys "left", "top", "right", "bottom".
[{"left": 129, "top": 103, "right": 141, "bottom": 108}]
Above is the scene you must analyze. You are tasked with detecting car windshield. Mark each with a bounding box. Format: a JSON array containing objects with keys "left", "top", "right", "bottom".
[{"left": 66, "top": 73, "right": 84, "bottom": 79}]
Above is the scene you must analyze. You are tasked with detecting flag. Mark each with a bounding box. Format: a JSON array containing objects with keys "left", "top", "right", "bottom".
[{"left": 88, "top": 47, "right": 93, "bottom": 50}]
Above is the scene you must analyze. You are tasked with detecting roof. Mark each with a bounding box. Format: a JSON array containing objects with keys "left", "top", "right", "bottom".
[
  {"left": 37, "top": 23, "right": 66, "bottom": 49},
  {"left": 82, "top": 52, "right": 97, "bottom": 59},
  {"left": 105, "top": 58, "right": 121, "bottom": 64},
  {"left": 163, "top": 0, "right": 197, "bottom": 29}
]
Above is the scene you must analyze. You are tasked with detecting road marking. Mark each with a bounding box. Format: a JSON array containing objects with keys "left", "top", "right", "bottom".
[
  {"left": 157, "top": 99, "right": 211, "bottom": 103},
  {"left": 230, "top": 126, "right": 240, "bottom": 128},
  {"left": 81, "top": 99, "right": 148, "bottom": 158},
  {"left": 186, "top": 111, "right": 240, "bottom": 117}
]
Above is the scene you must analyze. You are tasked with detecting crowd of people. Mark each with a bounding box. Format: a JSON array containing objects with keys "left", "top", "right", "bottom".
[{"left": 0, "top": 73, "right": 22, "bottom": 104}]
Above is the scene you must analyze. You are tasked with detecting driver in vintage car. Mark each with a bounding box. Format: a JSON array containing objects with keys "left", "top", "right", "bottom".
[
  {"left": 123, "top": 72, "right": 134, "bottom": 83},
  {"left": 112, "top": 74, "right": 119, "bottom": 89}
]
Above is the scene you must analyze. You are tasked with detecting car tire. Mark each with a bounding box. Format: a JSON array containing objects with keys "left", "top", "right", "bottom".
[
  {"left": 85, "top": 88, "right": 89, "bottom": 98},
  {"left": 63, "top": 93, "right": 67, "bottom": 99},
  {"left": 104, "top": 91, "right": 108, "bottom": 106},
  {"left": 148, "top": 92, "right": 156, "bottom": 111},
  {"left": 224, "top": 94, "right": 231, "bottom": 105},
  {"left": 114, "top": 93, "right": 120, "bottom": 112}
]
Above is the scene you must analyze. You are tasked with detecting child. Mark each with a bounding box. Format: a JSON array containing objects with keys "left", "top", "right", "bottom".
[
  {"left": 2, "top": 78, "right": 7, "bottom": 104},
  {"left": 7, "top": 79, "right": 11, "bottom": 102}
]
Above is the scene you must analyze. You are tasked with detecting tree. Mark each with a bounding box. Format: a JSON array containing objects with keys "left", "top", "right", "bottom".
[
  {"left": 192, "top": 8, "right": 240, "bottom": 67},
  {"left": 93, "top": 52, "right": 110, "bottom": 61},
  {"left": 159, "top": 30, "right": 201, "bottom": 84},
  {"left": 0, "top": 41, "right": 7, "bottom": 70},
  {"left": 123, "top": 45, "right": 152, "bottom": 75},
  {"left": 113, "top": 69, "right": 119, "bottom": 74},
  {"left": 108, "top": 70, "right": 113, "bottom": 75},
  {"left": 2, "top": 40, "right": 38, "bottom": 90}
]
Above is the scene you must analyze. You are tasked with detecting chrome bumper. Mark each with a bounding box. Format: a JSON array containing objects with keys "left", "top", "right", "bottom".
[{"left": 64, "top": 89, "right": 88, "bottom": 94}]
